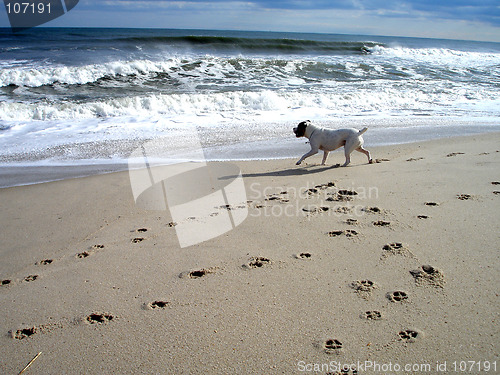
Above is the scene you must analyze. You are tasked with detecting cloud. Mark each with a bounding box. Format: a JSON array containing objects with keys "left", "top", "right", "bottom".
[
  {"left": 86, "top": 0, "right": 500, "bottom": 26},
  {"left": 402, "top": 0, "right": 500, "bottom": 26}
]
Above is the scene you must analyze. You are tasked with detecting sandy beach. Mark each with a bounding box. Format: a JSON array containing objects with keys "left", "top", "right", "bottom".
[{"left": 1, "top": 133, "right": 499, "bottom": 374}]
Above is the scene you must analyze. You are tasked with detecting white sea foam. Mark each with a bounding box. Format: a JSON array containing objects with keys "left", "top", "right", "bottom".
[
  {"left": 370, "top": 45, "right": 500, "bottom": 67},
  {"left": 0, "top": 58, "right": 180, "bottom": 87},
  {"left": 1, "top": 84, "right": 498, "bottom": 123}
]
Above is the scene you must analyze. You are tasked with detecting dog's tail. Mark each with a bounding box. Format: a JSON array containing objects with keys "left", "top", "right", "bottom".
[{"left": 358, "top": 127, "right": 368, "bottom": 135}]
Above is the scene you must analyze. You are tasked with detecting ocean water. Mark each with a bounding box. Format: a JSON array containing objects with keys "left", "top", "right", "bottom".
[{"left": 0, "top": 28, "right": 499, "bottom": 170}]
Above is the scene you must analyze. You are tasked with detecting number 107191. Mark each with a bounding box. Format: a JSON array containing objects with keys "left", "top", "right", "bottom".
[{"left": 6, "top": 2, "right": 51, "bottom": 14}]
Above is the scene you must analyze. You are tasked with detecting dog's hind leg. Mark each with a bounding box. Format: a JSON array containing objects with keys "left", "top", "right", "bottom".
[
  {"left": 321, "top": 151, "right": 329, "bottom": 165},
  {"left": 356, "top": 146, "right": 373, "bottom": 164},
  {"left": 342, "top": 141, "right": 358, "bottom": 167}
]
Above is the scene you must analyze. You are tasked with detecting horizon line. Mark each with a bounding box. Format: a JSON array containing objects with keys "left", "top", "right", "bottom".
[{"left": 1, "top": 26, "right": 499, "bottom": 44}]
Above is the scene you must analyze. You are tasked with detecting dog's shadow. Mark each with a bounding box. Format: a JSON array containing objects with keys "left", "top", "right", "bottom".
[{"left": 219, "top": 164, "right": 340, "bottom": 180}]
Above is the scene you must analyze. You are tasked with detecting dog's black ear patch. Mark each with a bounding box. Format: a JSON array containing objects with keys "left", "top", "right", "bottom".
[{"left": 294, "top": 121, "right": 308, "bottom": 137}]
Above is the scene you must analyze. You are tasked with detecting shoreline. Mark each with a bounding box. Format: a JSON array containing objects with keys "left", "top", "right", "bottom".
[{"left": 1, "top": 128, "right": 500, "bottom": 189}]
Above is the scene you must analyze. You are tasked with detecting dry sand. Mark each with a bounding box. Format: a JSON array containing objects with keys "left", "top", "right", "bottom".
[{"left": 1, "top": 133, "right": 499, "bottom": 374}]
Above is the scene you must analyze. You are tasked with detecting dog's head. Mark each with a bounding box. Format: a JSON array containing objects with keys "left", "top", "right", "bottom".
[{"left": 293, "top": 120, "right": 310, "bottom": 138}]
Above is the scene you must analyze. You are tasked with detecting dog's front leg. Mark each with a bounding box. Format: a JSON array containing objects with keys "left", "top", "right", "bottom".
[{"left": 296, "top": 149, "right": 318, "bottom": 165}]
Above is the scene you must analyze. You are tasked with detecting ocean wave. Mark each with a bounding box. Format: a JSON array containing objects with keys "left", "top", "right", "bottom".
[
  {"left": 3, "top": 52, "right": 495, "bottom": 92},
  {"left": 0, "top": 55, "right": 384, "bottom": 89},
  {"left": 0, "top": 59, "right": 180, "bottom": 88},
  {"left": 118, "top": 34, "right": 383, "bottom": 54},
  {"left": 1, "top": 88, "right": 498, "bottom": 122},
  {"left": 370, "top": 45, "right": 500, "bottom": 66}
]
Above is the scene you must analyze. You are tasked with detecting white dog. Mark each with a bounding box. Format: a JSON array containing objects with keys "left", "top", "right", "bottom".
[{"left": 293, "top": 120, "right": 373, "bottom": 167}]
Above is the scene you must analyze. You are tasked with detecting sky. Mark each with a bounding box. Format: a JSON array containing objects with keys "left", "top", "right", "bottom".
[{"left": 1, "top": 0, "right": 499, "bottom": 42}]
